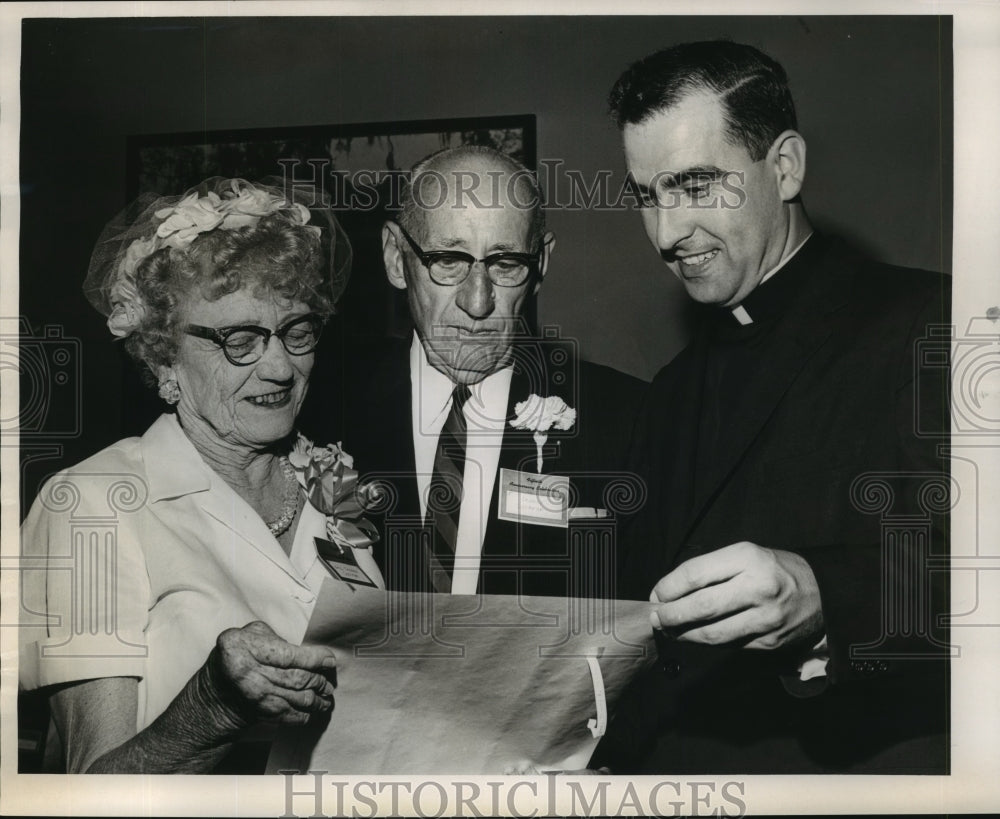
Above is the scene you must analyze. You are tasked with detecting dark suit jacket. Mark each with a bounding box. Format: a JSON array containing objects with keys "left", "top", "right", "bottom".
[
  {"left": 301, "top": 334, "right": 647, "bottom": 597},
  {"left": 591, "top": 234, "right": 951, "bottom": 774}
]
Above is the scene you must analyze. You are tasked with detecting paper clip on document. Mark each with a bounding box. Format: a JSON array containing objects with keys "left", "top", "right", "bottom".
[{"left": 585, "top": 650, "right": 608, "bottom": 739}]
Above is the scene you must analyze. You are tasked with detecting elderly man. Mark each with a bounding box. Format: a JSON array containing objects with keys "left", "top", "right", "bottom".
[
  {"left": 590, "top": 41, "right": 950, "bottom": 773},
  {"left": 310, "top": 145, "right": 645, "bottom": 597}
]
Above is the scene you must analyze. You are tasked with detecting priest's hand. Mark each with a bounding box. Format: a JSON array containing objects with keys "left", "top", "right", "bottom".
[{"left": 649, "top": 542, "right": 823, "bottom": 650}]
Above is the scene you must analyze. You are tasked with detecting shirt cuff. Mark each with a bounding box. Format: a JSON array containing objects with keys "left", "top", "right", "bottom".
[
  {"left": 796, "top": 634, "right": 829, "bottom": 681},
  {"left": 20, "top": 633, "right": 147, "bottom": 690}
]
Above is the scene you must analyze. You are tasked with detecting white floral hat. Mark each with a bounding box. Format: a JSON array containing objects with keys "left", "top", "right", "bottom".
[{"left": 83, "top": 177, "right": 352, "bottom": 338}]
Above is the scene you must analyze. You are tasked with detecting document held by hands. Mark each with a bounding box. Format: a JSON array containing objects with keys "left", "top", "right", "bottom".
[{"left": 267, "top": 578, "right": 656, "bottom": 774}]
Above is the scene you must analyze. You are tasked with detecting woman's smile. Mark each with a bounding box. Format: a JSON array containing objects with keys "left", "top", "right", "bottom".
[{"left": 247, "top": 388, "right": 293, "bottom": 407}]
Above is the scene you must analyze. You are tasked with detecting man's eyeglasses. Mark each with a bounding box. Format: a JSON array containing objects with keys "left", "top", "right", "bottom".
[
  {"left": 185, "top": 313, "right": 324, "bottom": 366},
  {"left": 395, "top": 221, "right": 541, "bottom": 287}
]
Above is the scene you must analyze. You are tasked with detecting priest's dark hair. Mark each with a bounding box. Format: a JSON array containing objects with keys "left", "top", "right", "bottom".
[{"left": 609, "top": 40, "right": 798, "bottom": 161}]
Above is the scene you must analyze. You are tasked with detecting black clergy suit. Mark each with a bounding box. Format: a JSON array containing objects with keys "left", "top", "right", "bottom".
[
  {"left": 302, "top": 334, "right": 647, "bottom": 598},
  {"left": 591, "top": 234, "right": 951, "bottom": 774}
]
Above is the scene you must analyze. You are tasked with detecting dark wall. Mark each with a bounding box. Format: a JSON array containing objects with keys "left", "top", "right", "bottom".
[{"left": 18, "top": 15, "right": 952, "bottom": 510}]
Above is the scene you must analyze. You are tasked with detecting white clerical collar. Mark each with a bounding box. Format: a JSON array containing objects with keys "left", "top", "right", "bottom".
[
  {"left": 409, "top": 332, "right": 513, "bottom": 434},
  {"left": 730, "top": 231, "right": 814, "bottom": 326}
]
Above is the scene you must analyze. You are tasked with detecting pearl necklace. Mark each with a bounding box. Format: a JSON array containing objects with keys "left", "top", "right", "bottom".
[{"left": 266, "top": 456, "right": 300, "bottom": 537}]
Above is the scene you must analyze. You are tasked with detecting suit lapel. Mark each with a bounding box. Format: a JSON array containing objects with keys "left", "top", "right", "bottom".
[
  {"left": 681, "top": 244, "right": 851, "bottom": 545},
  {"left": 482, "top": 350, "right": 532, "bottom": 563},
  {"left": 359, "top": 341, "right": 420, "bottom": 517},
  {"left": 480, "top": 341, "right": 567, "bottom": 566},
  {"left": 498, "top": 353, "right": 546, "bottom": 470},
  {"left": 659, "top": 329, "right": 710, "bottom": 554}
]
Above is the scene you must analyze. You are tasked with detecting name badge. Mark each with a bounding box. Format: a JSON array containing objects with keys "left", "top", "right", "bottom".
[
  {"left": 315, "top": 537, "right": 379, "bottom": 588},
  {"left": 497, "top": 467, "right": 570, "bottom": 528}
]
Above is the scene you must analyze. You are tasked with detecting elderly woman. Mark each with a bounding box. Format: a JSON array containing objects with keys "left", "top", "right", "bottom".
[{"left": 19, "top": 177, "right": 382, "bottom": 773}]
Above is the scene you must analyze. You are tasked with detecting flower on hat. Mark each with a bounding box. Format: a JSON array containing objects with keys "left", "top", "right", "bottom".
[
  {"left": 155, "top": 191, "right": 225, "bottom": 249},
  {"left": 108, "top": 181, "right": 322, "bottom": 340},
  {"left": 120, "top": 234, "right": 159, "bottom": 278},
  {"left": 221, "top": 183, "right": 293, "bottom": 229},
  {"left": 106, "top": 277, "right": 146, "bottom": 338}
]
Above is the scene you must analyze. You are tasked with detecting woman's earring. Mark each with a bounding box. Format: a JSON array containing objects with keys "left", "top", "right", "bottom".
[{"left": 157, "top": 376, "right": 181, "bottom": 405}]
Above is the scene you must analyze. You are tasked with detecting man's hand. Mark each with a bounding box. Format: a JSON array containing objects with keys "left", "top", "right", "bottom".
[
  {"left": 203, "top": 620, "right": 338, "bottom": 731},
  {"left": 649, "top": 542, "right": 823, "bottom": 650}
]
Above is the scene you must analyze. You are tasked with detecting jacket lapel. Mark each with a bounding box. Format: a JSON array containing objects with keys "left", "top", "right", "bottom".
[
  {"left": 658, "top": 330, "right": 710, "bottom": 555},
  {"left": 480, "top": 342, "right": 564, "bottom": 566},
  {"left": 680, "top": 243, "right": 851, "bottom": 545},
  {"left": 357, "top": 343, "right": 422, "bottom": 580},
  {"left": 498, "top": 352, "right": 549, "bottom": 470},
  {"left": 361, "top": 342, "right": 421, "bottom": 518}
]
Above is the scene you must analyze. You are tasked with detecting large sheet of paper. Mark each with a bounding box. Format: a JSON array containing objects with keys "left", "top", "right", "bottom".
[{"left": 267, "top": 579, "right": 656, "bottom": 774}]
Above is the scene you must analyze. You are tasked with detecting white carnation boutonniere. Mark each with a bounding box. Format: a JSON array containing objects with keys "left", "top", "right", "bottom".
[
  {"left": 509, "top": 394, "right": 577, "bottom": 473},
  {"left": 288, "top": 434, "right": 381, "bottom": 550}
]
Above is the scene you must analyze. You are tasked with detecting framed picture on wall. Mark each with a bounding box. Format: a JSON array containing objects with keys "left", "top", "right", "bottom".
[
  {"left": 126, "top": 114, "right": 536, "bottom": 341},
  {"left": 122, "top": 115, "right": 537, "bottom": 434}
]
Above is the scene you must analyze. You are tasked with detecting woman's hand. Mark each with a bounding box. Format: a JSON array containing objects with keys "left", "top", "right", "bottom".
[
  {"left": 202, "top": 620, "right": 338, "bottom": 732},
  {"left": 54, "top": 621, "right": 337, "bottom": 773}
]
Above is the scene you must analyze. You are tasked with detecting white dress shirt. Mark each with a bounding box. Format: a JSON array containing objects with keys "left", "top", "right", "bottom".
[{"left": 409, "top": 333, "right": 513, "bottom": 594}]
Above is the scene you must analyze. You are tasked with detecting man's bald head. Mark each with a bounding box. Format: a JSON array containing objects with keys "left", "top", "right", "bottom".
[
  {"left": 383, "top": 144, "right": 554, "bottom": 385},
  {"left": 397, "top": 145, "right": 545, "bottom": 248}
]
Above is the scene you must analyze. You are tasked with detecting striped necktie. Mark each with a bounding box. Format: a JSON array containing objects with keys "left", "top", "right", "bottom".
[{"left": 425, "top": 384, "right": 471, "bottom": 593}]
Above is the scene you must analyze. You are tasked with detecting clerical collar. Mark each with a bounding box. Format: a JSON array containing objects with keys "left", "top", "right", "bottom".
[{"left": 729, "top": 232, "right": 815, "bottom": 326}]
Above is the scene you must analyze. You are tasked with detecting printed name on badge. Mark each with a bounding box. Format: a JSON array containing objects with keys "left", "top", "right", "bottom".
[
  {"left": 315, "top": 537, "right": 379, "bottom": 587},
  {"left": 497, "top": 467, "right": 570, "bottom": 528}
]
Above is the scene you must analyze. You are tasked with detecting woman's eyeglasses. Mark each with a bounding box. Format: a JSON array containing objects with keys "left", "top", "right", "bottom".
[{"left": 185, "top": 313, "right": 324, "bottom": 366}]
